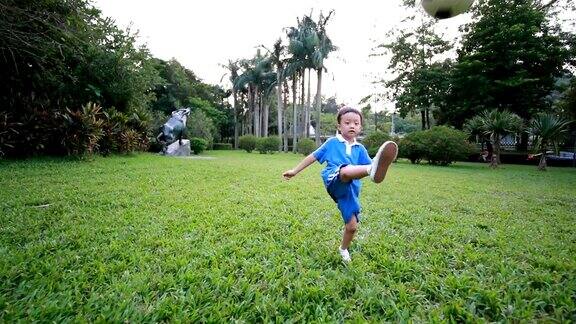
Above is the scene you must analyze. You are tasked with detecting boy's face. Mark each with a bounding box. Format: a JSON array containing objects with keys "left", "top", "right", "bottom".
[{"left": 337, "top": 112, "right": 362, "bottom": 141}]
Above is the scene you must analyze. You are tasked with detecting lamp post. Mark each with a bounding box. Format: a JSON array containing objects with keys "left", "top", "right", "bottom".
[{"left": 390, "top": 110, "right": 397, "bottom": 136}]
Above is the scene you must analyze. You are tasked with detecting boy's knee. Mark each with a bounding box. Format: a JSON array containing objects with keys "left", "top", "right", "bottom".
[{"left": 345, "top": 221, "right": 357, "bottom": 233}]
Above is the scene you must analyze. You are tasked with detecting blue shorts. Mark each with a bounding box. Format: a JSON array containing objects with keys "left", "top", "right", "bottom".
[{"left": 325, "top": 165, "right": 361, "bottom": 224}]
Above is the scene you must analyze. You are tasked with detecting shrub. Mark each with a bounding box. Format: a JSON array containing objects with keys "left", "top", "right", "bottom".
[
  {"left": 400, "top": 126, "right": 474, "bottom": 165},
  {"left": 239, "top": 135, "right": 257, "bottom": 153},
  {"left": 99, "top": 108, "right": 147, "bottom": 156},
  {"left": 362, "top": 131, "right": 392, "bottom": 157},
  {"left": 423, "top": 126, "right": 475, "bottom": 165},
  {"left": 297, "top": 138, "right": 316, "bottom": 156},
  {"left": 190, "top": 137, "right": 207, "bottom": 155},
  {"left": 60, "top": 102, "right": 105, "bottom": 156},
  {"left": 0, "top": 112, "right": 21, "bottom": 158},
  {"left": 213, "top": 143, "right": 232, "bottom": 150},
  {"left": 256, "top": 136, "right": 281, "bottom": 154},
  {"left": 188, "top": 109, "right": 215, "bottom": 148},
  {"left": 399, "top": 131, "right": 428, "bottom": 164}
]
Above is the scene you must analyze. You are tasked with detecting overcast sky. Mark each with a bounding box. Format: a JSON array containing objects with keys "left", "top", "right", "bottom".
[{"left": 91, "top": 0, "right": 473, "bottom": 111}]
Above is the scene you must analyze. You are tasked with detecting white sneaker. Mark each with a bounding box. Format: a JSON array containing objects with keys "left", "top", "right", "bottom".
[
  {"left": 370, "top": 141, "right": 398, "bottom": 183},
  {"left": 338, "top": 247, "right": 351, "bottom": 262}
]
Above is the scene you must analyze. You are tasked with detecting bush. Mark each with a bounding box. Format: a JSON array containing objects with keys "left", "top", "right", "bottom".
[
  {"left": 399, "top": 131, "right": 428, "bottom": 164},
  {"left": 239, "top": 135, "right": 257, "bottom": 153},
  {"left": 362, "top": 131, "right": 392, "bottom": 157},
  {"left": 99, "top": 108, "right": 147, "bottom": 156},
  {"left": 423, "top": 126, "right": 475, "bottom": 165},
  {"left": 60, "top": 102, "right": 105, "bottom": 156},
  {"left": 297, "top": 138, "right": 316, "bottom": 156},
  {"left": 400, "top": 126, "right": 474, "bottom": 165},
  {"left": 256, "top": 136, "right": 281, "bottom": 154},
  {"left": 190, "top": 137, "right": 207, "bottom": 155},
  {"left": 213, "top": 143, "right": 232, "bottom": 150}
]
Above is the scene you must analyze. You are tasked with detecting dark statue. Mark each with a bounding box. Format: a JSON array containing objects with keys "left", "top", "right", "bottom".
[{"left": 156, "top": 108, "right": 191, "bottom": 154}]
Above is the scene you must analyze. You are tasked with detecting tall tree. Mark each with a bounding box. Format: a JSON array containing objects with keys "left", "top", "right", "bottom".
[
  {"left": 440, "top": 0, "right": 573, "bottom": 129},
  {"left": 222, "top": 60, "right": 240, "bottom": 148},
  {"left": 311, "top": 11, "right": 337, "bottom": 145},
  {"left": 375, "top": 19, "right": 451, "bottom": 130}
]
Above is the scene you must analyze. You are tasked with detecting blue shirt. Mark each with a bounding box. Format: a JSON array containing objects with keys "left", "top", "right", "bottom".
[{"left": 313, "top": 134, "right": 372, "bottom": 187}]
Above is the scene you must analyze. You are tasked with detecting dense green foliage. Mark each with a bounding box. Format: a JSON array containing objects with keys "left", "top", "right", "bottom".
[
  {"left": 256, "top": 136, "right": 281, "bottom": 154},
  {"left": 297, "top": 138, "right": 317, "bottom": 155},
  {"left": 0, "top": 152, "right": 574, "bottom": 321},
  {"left": 440, "top": 0, "right": 573, "bottom": 127},
  {"left": 380, "top": 0, "right": 575, "bottom": 131},
  {"left": 399, "top": 126, "right": 474, "bottom": 165},
  {"left": 212, "top": 143, "right": 233, "bottom": 150},
  {"left": 190, "top": 138, "right": 208, "bottom": 155},
  {"left": 399, "top": 132, "right": 428, "bottom": 164},
  {"left": 529, "top": 113, "right": 572, "bottom": 170},
  {"left": 0, "top": 1, "right": 232, "bottom": 158},
  {"left": 362, "top": 131, "right": 392, "bottom": 157},
  {"left": 239, "top": 135, "right": 257, "bottom": 153}
]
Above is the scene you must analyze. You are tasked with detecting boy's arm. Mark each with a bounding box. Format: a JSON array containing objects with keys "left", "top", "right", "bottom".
[{"left": 282, "top": 154, "right": 317, "bottom": 180}]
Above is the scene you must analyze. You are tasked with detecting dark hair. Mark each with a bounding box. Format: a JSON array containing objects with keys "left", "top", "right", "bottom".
[{"left": 337, "top": 107, "right": 363, "bottom": 124}]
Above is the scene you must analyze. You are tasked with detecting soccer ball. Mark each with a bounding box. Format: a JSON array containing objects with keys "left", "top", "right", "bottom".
[{"left": 420, "top": 0, "right": 474, "bottom": 19}]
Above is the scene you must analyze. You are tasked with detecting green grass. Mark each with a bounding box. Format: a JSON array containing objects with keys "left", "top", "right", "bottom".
[{"left": 1, "top": 151, "right": 575, "bottom": 322}]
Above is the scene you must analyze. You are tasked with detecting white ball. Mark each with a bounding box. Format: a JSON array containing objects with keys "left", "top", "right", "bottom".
[{"left": 420, "top": 0, "right": 474, "bottom": 19}]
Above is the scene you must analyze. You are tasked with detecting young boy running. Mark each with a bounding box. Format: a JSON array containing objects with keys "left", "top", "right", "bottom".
[{"left": 283, "top": 107, "right": 398, "bottom": 262}]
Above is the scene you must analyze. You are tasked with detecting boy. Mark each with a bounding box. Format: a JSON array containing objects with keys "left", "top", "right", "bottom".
[{"left": 283, "top": 107, "right": 398, "bottom": 262}]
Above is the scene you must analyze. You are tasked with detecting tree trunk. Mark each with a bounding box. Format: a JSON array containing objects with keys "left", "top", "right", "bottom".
[
  {"left": 283, "top": 80, "right": 289, "bottom": 152},
  {"left": 425, "top": 108, "right": 431, "bottom": 129},
  {"left": 254, "top": 87, "right": 260, "bottom": 137},
  {"left": 247, "top": 87, "right": 254, "bottom": 135},
  {"left": 493, "top": 133, "right": 501, "bottom": 166},
  {"left": 420, "top": 110, "right": 426, "bottom": 130},
  {"left": 538, "top": 153, "right": 547, "bottom": 171},
  {"left": 306, "top": 68, "right": 311, "bottom": 138},
  {"left": 315, "top": 69, "right": 323, "bottom": 145},
  {"left": 292, "top": 75, "right": 298, "bottom": 152},
  {"left": 263, "top": 100, "right": 269, "bottom": 137},
  {"left": 276, "top": 70, "right": 283, "bottom": 150},
  {"left": 301, "top": 69, "right": 306, "bottom": 138},
  {"left": 233, "top": 90, "right": 238, "bottom": 149}
]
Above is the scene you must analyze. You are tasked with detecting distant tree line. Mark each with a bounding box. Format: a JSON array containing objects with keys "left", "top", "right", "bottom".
[
  {"left": 376, "top": 0, "right": 575, "bottom": 153},
  {"left": 0, "top": 0, "right": 231, "bottom": 158}
]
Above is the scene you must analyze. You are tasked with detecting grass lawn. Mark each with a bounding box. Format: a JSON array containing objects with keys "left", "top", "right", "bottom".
[{"left": 1, "top": 150, "right": 575, "bottom": 322}]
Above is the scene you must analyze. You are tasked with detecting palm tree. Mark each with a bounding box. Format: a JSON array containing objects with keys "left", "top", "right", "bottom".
[
  {"left": 476, "top": 110, "right": 523, "bottom": 166},
  {"left": 464, "top": 114, "right": 488, "bottom": 156},
  {"left": 262, "top": 39, "right": 286, "bottom": 150},
  {"left": 234, "top": 51, "right": 275, "bottom": 137},
  {"left": 311, "top": 11, "right": 336, "bottom": 145},
  {"left": 529, "top": 114, "right": 572, "bottom": 171},
  {"left": 221, "top": 60, "right": 240, "bottom": 148},
  {"left": 285, "top": 25, "right": 308, "bottom": 152}
]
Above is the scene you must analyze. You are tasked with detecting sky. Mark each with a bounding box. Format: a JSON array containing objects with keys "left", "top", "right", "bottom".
[{"left": 91, "top": 0, "right": 473, "bottom": 111}]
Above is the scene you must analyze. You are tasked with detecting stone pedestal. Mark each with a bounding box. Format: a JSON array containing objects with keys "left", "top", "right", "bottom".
[{"left": 165, "top": 139, "right": 191, "bottom": 156}]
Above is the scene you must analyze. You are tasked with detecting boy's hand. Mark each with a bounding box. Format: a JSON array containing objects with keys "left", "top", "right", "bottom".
[{"left": 283, "top": 169, "right": 297, "bottom": 180}]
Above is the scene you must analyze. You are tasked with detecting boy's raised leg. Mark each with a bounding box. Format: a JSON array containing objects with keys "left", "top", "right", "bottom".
[{"left": 370, "top": 141, "right": 398, "bottom": 183}]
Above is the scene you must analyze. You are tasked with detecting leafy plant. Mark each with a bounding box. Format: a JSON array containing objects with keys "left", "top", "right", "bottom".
[
  {"left": 297, "top": 138, "right": 316, "bottom": 156},
  {"left": 256, "top": 136, "right": 281, "bottom": 154},
  {"left": 0, "top": 112, "right": 21, "bottom": 158},
  {"left": 190, "top": 137, "right": 208, "bottom": 155},
  {"left": 213, "top": 143, "right": 233, "bottom": 150},
  {"left": 529, "top": 114, "right": 572, "bottom": 171},
  {"left": 399, "top": 131, "right": 428, "bottom": 164},
  {"left": 239, "top": 135, "right": 257, "bottom": 153},
  {"left": 61, "top": 102, "right": 105, "bottom": 156},
  {"left": 399, "top": 126, "right": 473, "bottom": 165},
  {"left": 362, "top": 131, "right": 392, "bottom": 157}
]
